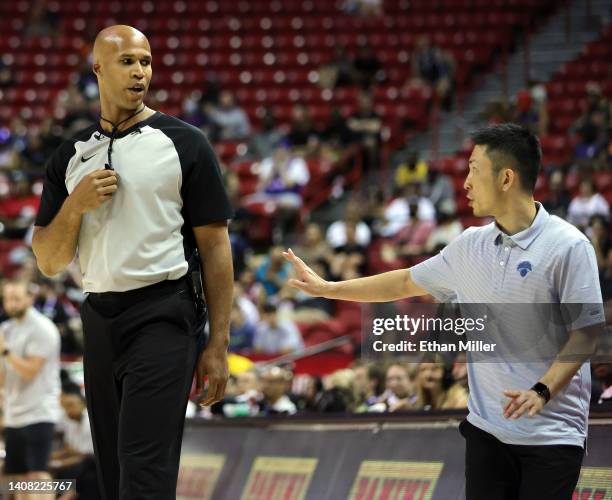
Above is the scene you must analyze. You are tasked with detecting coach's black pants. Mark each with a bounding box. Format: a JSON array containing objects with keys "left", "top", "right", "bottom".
[
  {"left": 460, "top": 419, "right": 583, "bottom": 500},
  {"left": 81, "top": 277, "right": 205, "bottom": 500}
]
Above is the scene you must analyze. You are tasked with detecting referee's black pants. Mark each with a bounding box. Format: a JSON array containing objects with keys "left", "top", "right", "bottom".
[
  {"left": 81, "top": 277, "right": 205, "bottom": 500},
  {"left": 460, "top": 419, "right": 584, "bottom": 500}
]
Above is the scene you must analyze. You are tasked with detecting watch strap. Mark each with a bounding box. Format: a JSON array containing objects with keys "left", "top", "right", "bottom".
[{"left": 530, "top": 382, "right": 551, "bottom": 404}]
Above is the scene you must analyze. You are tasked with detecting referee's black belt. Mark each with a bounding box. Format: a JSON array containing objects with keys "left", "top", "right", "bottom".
[{"left": 86, "top": 274, "right": 189, "bottom": 308}]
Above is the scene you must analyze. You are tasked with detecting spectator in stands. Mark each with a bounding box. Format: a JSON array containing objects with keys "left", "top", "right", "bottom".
[
  {"left": 329, "top": 221, "right": 367, "bottom": 280},
  {"left": 258, "top": 367, "right": 297, "bottom": 415},
  {"left": 395, "top": 201, "right": 437, "bottom": 258},
  {"left": 326, "top": 199, "right": 372, "bottom": 249},
  {"left": 567, "top": 178, "right": 610, "bottom": 229},
  {"left": 51, "top": 385, "right": 100, "bottom": 500},
  {"left": 394, "top": 151, "right": 428, "bottom": 189},
  {"left": 75, "top": 60, "right": 99, "bottom": 101},
  {"left": 247, "top": 110, "right": 284, "bottom": 160},
  {"left": 481, "top": 98, "right": 514, "bottom": 126},
  {"left": 229, "top": 303, "right": 256, "bottom": 353},
  {"left": 34, "top": 279, "right": 82, "bottom": 356},
  {"left": 287, "top": 105, "right": 319, "bottom": 152},
  {"left": 37, "top": 118, "right": 63, "bottom": 164},
  {"left": 234, "top": 283, "right": 260, "bottom": 326},
  {"left": 199, "top": 73, "right": 221, "bottom": 107},
  {"left": 320, "top": 108, "right": 355, "bottom": 150},
  {"left": 60, "top": 86, "right": 97, "bottom": 135},
  {"left": 20, "top": 131, "right": 49, "bottom": 175},
  {"left": 318, "top": 45, "right": 355, "bottom": 89},
  {"left": 252, "top": 145, "right": 311, "bottom": 211},
  {"left": 414, "top": 356, "right": 468, "bottom": 410},
  {"left": 180, "top": 95, "right": 208, "bottom": 129},
  {"left": 353, "top": 361, "right": 386, "bottom": 410},
  {"left": 379, "top": 183, "right": 436, "bottom": 237},
  {"left": 347, "top": 93, "right": 382, "bottom": 171},
  {"left": 255, "top": 246, "right": 293, "bottom": 297},
  {"left": 315, "top": 369, "right": 356, "bottom": 413},
  {"left": 425, "top": 206, "right": 463, "bottom": 254},
  {"left": 573, "top": 83, "right": 609, "bottom": 161},
  {"left": 428, "top": 168, "right": 456, "bottom": 214},
  {"left": 253, "top": 302, "right": 304, "bottom": 355},
  {"left": 377, "top": 363, "right": 417, "bottom": 412},
  {"left": 542, "top": 170, "right": 571, "bottom": 219},
  {"left": 513, "top": 89, "right": 548, "bottom": 136},
  {"left": 294, "top": 374, "right": 324, "bottom": 412},
  {"left": 236, "top": 370, "right": 260, "bottom": 397},
  {"left": 213, "top": 369, "right": 261, "bottom": 418},
  {"left": 353, "top": 43, "right": 383, "bottom": 89},
  {"left": 206, "top": 90, "right": 251, "bottom": 142},
  {"left": 410, "top": 36, "right": 455, "bottom": 111},
  {"left": 293, "top": 223, "right": 333, "bottom": 265},
  {"left": 238, "top": 268, "right": 266, "bottom": 308}
]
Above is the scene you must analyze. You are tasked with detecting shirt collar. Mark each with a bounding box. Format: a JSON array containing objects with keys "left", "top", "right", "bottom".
[{"left": 492, "top": 202, "right": 549, "bottom": 250}]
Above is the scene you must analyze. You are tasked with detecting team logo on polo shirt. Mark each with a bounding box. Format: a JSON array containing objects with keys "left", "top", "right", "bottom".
[{"left": 517, "top": 261, "right": 532, "bottom": 277}]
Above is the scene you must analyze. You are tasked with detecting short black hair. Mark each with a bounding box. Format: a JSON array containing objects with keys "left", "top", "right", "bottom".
[{"left": 471, "top": 123, "right": 541, "bottom": 193}]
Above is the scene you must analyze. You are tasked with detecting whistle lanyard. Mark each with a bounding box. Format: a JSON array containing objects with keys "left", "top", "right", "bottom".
[{"left": 99, "top": 105, "right": 145, "bottom": 170}]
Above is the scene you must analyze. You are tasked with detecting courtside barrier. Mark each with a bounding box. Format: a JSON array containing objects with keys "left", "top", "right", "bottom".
[{"left": 178, "top": 410, "right": 612, "bottom": 500}]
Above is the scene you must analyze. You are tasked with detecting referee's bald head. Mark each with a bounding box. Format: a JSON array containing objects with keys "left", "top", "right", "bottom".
[{"left": 92, "top": 25, "right": 152, "bottom": 110}]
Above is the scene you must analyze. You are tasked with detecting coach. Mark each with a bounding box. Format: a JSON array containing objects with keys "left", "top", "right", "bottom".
[
  {"left": 284, "top": 124, "right": 605, "bottom": 500},
  {"left": 32, "top": 25, "right": 233, "bottom": 499}
]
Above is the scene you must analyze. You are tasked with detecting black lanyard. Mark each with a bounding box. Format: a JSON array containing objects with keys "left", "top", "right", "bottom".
[{"left": 99, "top": 105, "right": 145, "bottom": 170}]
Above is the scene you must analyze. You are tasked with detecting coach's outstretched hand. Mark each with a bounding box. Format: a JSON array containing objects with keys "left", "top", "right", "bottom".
[
  {"left": 69, "top": 169, "right": 118, "bottom": 214},
  {"left": 282, "top": 248, "right": 331, "bottom": 297}
]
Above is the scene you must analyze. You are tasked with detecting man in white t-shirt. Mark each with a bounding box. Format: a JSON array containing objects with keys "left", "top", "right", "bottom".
[{"left": 0, "top": 279, "right": 61, "bottom": 498}]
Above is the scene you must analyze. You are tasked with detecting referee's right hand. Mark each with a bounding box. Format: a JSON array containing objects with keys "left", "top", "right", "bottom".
[{"left": 69, "top": 169, "right": 118, "bottom": 214}]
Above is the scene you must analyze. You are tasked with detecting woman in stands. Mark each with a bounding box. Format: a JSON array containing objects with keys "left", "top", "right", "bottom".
[{"left": 414, "top": 354, "right": 468, "bottom": 411}]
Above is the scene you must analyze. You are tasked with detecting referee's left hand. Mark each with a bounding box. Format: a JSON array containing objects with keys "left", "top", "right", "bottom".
[
  {"left": 502, "top": 389, "right": 545, "bottom": 419},
  {"left": 197, "top": 346, "right": 229, "bottom": 407}
]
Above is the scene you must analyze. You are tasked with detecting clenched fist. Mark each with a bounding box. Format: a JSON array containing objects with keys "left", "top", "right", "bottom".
[{"left": 69, "top": 169, "right": 118, "bottom": 214}]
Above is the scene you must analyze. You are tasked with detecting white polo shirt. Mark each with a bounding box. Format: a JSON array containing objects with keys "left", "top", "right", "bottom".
[{"left": 411, "top": 203, "right": 605, "bottom": 447}]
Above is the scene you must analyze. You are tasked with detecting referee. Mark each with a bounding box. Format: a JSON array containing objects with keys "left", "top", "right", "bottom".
[
  {"left": 32, "top": 26, "right": 234, "bottom": 499},
  {"left": 284, "top": 124, "right": 605, "bottom": 500}
]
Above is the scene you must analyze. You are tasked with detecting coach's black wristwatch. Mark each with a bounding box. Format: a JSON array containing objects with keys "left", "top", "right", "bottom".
[
  {"left": 530, "top": 382, "right": 551, "bottom": 404},
  {"left": 2, "top": 348, "right": 10, "bottom": 357}
]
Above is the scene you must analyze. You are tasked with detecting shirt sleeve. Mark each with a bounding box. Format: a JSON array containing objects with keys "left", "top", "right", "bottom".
[
  {"left": 35, "top": 143, "right": 72, "bottom": 227},
  {"left": 557, "top": 240, "right": 605, "bottom": 331},
  {"left": 182, "top": 134, "right": 234, "bottom": 226},
  {"left": 410, "top": 229, "right": 471, "bottom": 302},
  {"left": 25, "top": 323, "right": 59, "bottom": 359}
]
